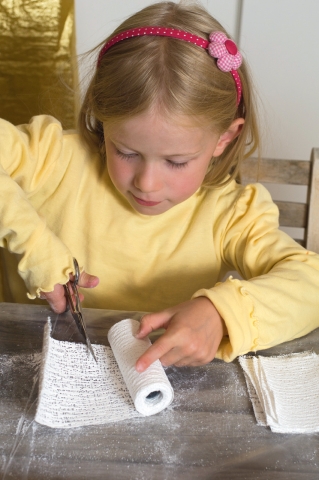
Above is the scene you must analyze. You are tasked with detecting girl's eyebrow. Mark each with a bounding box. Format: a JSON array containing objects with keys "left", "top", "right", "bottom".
[{"left": 110, "top": 138, "right": 137, "bottom": 151}]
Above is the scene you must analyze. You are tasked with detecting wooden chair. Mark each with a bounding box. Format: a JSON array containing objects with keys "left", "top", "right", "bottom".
[{"left": 239, "top": 148, "right": 319, "bottom": 252}]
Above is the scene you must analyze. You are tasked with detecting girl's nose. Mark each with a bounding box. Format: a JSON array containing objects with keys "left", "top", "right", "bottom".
[{"left": 134, "top": 162, "right": 163, "bottom": 193}]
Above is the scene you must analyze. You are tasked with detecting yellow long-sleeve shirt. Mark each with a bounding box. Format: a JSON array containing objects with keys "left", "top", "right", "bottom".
[{"left": 1, "top": 115, "right": 319, "bottom": 361}]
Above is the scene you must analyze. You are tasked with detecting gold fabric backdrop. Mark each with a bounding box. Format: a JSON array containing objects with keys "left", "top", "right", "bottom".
[
  {"left": 0, "top": 0, "right": 76, "bottom": 302},
  {"left": 0, "top": 0, "right": 76, "bottom": 128}
]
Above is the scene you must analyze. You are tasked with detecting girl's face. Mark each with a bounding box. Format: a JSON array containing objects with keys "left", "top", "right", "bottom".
[{"left": 104, "top": 110, "right": 242, "bottom": 215}]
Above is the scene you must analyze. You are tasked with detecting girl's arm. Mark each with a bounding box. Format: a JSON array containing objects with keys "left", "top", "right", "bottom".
[
  {"left": 0, "top": 115, "right": 98, "bottom": 307},
  {"left": 135, "top": 183, "right": 319, "bottom": 370}
]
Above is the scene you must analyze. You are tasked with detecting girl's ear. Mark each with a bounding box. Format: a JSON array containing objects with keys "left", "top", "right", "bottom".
[{"left": 213, "top": 118, "right": 244, "bottom": 157}]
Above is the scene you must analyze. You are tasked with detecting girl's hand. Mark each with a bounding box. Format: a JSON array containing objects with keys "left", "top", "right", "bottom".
[
  {"left": 135, "top": 297, "right": 227, "bottom": 372},
  {"left": 39, "top": 271, "right": 99, "bottom": 313}
]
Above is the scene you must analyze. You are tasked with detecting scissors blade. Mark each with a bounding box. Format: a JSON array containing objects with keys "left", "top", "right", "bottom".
[
  {"left": 71, "top": 310, "right": 97, "bottom": 362},
  {"left": 64, "top": 281, "right": 97, "bottom": 362}
]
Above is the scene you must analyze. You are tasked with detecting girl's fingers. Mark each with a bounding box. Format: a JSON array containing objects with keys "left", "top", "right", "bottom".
[
  {"left": 77, "top": 271, "right": 99, "bottom": 289},
  {"left": 69, "top": 271, "right": 100, "bottom": 289},
  {"left": 41, "top": 284, "right": 67, "bottom": 313},
  {"left": 136, "top": 343, "right": 212, "bottom": 372},
  {"left": 135, "top": 298, "right": 224, "bottom": 372},
  {"left": 135, "top": 340, "right": 202, "bottom": 371},
  {"left": 135, "top": 335, "right": 173, "bottom": 372},
  {"left": 135, "top": 311, "right": 171, "bottom": 339},
  {"left": 40, "top": 270, "right": 99, "bottom": 314},
  {"left": 172, "top": 358, "right": 205, "bottom": 368}
]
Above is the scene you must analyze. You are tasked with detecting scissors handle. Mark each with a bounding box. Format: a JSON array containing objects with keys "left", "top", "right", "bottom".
[
  {"left": 64, "top": 258, "right": 97, "bottom": 362},
  {"left": 73, "top": 257, "right": 80, "bottom": 285}
]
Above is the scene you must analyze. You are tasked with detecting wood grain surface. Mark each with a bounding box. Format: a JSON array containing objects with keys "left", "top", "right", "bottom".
[
  {"left": 1, "top": 303, "right": 319, "bottom": 480},
  {"left": 240, "top": 158, "right": 311, "bottom": 186},
  {"left": 239, "top": 156, "right": 317, "bottom": 248},
  {"left": 306, "top": 148, "right": 319, "bottom": 253}
]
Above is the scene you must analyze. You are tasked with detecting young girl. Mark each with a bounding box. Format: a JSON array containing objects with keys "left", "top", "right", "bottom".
[{"left": 1, "top": 1, "right": 319, "bottom": 373}]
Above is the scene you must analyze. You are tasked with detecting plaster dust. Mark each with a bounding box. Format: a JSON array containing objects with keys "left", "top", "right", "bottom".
[{"left": 0, "top": 352, "right": 41, "bottom": 479}]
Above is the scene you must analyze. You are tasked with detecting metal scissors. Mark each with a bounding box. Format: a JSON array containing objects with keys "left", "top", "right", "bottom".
[{"left": 64, "top": 258, "right": 97, "bottom": 362}]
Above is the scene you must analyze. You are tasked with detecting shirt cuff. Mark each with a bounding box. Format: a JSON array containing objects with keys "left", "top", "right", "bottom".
[
  {"left": 17, "top": 228, "right": 75, "bottom": 299},
  {"left": 192, "top": 276, "right": 259, "bottom": 362}
]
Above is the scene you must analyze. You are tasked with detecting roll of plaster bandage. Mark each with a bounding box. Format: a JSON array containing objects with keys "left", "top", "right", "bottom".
[{"left": 108, "top": 319, "right": 174, "bottom": 416}]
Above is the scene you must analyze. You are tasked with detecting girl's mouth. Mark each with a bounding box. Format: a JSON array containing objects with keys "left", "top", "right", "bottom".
[{"left": 131, "top": 194, "right": 162, "bottom": 207}]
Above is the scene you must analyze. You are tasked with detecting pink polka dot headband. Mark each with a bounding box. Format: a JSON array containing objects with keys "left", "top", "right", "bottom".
[{"left": 97, "top": 27, "right": 243, "bottom": 106}]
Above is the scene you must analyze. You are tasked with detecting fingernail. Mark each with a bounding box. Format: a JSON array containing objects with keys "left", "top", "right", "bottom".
[{"left": 135, "top": 362, "right": 143, "bottom": 372}]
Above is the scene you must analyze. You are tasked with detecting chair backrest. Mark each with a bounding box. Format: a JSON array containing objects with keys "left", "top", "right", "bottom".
[{"left": 239, "top": 148, "right": 319, "bottom": 252}]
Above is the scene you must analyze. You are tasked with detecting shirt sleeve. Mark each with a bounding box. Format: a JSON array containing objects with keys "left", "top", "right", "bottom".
[
  {"left": 192, "top": 183, "right": 319, "bottom": 362},
  {"left": 0, "top": 115, "right": 75, "bottom": 298}
]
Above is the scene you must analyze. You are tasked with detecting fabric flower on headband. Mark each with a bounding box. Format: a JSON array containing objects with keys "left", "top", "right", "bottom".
[{"left": 208, "top": 32, "right": 242, "bottom": 72}]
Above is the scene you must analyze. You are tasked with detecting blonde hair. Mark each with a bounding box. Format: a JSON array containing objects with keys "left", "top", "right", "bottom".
[{"left": 79, "top": 1, "right": 260, "bottom": 187}]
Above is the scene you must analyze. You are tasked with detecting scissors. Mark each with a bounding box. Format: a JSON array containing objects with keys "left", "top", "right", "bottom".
[{"left": 64, "top": 258, "right": 97, "bottom": 362}]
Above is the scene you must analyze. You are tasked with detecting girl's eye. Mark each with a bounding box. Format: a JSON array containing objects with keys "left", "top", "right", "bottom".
[
  {"left": 115, "top": 149, "right": 188, "bottom": 169},
  {"left": 116, "top": 149, "right": 137, "bottom": 160},
  {"left": 166, "top": 160, "right": 188, "bottom": 169}
]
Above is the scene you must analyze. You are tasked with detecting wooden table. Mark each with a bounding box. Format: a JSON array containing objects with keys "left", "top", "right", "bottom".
[{"left": 1, "top": 302, "right": 319, "bottom": 480}]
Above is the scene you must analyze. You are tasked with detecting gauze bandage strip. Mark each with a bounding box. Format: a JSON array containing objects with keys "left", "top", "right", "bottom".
[
  {"left": 108, "top": 319, "right": 174, "bottom": 416},
  {"left": 35, "top": 318, "right": 173, "bottom": 428},
  {"left": 239, "top": 351, "right": 319, "bottom": 434}
]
